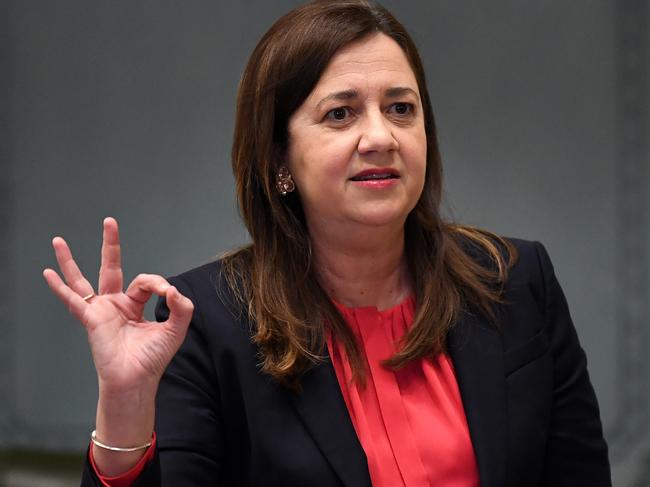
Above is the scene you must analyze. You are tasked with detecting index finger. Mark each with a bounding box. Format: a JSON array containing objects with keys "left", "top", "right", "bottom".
[
  {"left": 43, "top": 268, "right": 89, "bottom": 323},
  {"left": 98, "top": 217, "right": 123, "bottom": 294}
]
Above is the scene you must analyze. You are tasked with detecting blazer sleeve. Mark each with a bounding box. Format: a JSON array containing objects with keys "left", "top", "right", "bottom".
[
  {"left": 534, "top": 241, "right": 612, "bottom": 485},
  {"left": 81, "top": 274, "right": 224, "bottom": 486}
]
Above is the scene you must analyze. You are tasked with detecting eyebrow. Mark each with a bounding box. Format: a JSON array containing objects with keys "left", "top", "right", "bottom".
[
  {"left": 315, "top": 89, "right": 358, "bottom": 112},
  {"left": 385, "top": 86, "right": 420, "bottom": 100},
  {"left": 314, "top": 86, "right": 419, "bottom": 112}
]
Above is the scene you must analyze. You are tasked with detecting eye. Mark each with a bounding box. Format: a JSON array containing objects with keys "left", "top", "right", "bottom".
[
  {"left": 389, "top": 102, "right": 413, "bottom": 116},
  {"left": 325, "top": 107, "right": 351, "bottom": 122}
]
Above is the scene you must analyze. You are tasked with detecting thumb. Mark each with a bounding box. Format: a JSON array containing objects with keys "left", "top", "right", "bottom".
[{"left": 165, "top": 286, "right": 194, "bottom": 335}]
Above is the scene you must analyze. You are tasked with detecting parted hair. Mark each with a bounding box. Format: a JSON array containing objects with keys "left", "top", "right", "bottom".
[{"left": 222, "top": 0, "right": 516, "bottom": 387}]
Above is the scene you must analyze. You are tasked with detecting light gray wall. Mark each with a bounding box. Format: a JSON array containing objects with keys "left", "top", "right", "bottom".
[{"left": 3, "top": 0, "right": 649, "bottom": 484}]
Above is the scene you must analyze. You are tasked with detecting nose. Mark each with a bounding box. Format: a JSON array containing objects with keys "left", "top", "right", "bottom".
[{"left": 357, "top": 111, "right": 399, "bottom": 154}]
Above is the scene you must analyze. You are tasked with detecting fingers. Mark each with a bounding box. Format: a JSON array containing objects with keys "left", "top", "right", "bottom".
[
  {"left": 125, "top": 274, "right": 170, "bottom": 304},
  {"left": 164, "top": 286, "right": 194, "bottom": 335},
  {"left": 98, "top": 217, "right": 124, "bottom": 294},
  {"left": 51, "top": 236, "right": 95, "bottom": 297},
  {"left": 42, "top": 268, "right": 88, "bottom": 322}
]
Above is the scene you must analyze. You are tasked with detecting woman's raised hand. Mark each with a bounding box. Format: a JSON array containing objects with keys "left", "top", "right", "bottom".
[
  {"left": 43, "top": 217, "right": 193, "bottom": 474},
  {"left": 43, "top": 217, "right": 194, "bottom": 393}
]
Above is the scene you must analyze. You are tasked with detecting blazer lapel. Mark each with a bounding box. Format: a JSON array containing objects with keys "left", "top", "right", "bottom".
[
  {"left": 289, "top": 315, "right": 507, "bottom": 487},
  {"left": 290, "top": 359, "right": 372, "bottom": 487},
  {"left": 448, "top": 312, "right": 508, "bottom": 487}
]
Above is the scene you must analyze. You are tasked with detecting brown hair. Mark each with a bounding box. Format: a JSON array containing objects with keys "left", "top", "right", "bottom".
[{"left": 223, "top": 0, "right": 516, "bottom": 387}]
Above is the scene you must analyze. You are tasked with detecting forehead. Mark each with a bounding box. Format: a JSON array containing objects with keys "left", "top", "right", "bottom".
[{"left": 308, "top": 33, "right": 419, "bottom": 97}]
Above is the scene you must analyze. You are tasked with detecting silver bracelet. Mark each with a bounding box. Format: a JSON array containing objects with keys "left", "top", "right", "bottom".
[{"left": 91, "top": 430, "right": 153, "bottom": 452}]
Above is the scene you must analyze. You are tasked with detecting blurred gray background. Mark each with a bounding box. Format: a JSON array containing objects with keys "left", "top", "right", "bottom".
[{"left": 1, "top": 0, "right": 648, "bottom": 485}]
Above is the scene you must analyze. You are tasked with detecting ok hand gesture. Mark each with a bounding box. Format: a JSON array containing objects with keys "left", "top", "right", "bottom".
[{"left": 43, "top": 217, "right": 194, "bottom": 393}]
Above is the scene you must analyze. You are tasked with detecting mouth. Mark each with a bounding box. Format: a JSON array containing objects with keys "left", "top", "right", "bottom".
[{"left": 349, "top": 169, "right": 399, "bottom": 181}]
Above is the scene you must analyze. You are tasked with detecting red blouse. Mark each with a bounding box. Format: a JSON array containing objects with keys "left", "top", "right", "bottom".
[
  {"left": 327, "top": 296, "right": 479, "bottom": 487},
  {"left": 93, "top": 296, "right": 479, "bottom": 486}
]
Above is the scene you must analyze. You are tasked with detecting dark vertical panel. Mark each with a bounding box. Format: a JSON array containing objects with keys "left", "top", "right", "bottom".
[
  {"left": 0, "top": 0, "right": 14, "bottom": 448},
  {"left": 609, "top": 0, "right": 649, "bottom": 462}
]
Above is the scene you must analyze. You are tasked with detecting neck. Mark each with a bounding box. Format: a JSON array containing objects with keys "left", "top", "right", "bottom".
[{"left": 309, "top": 221, "right": 412, "bottom": 311}]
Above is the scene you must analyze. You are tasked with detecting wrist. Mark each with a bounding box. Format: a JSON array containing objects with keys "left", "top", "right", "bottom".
[
  {"left": 98, "top": 382, "right": 158, "bottom": 406},
  {"left": 97, "top": 374, "right": 160, "bottom": 399},
  {"left": 91, "top": 429, "right": 153, "bottom": 452},
  {"left": 90, "top": 431, "right": 154, "bottom": 478},
  {"left": 95, "top": 386, "right": 157, "bottom": 447}
]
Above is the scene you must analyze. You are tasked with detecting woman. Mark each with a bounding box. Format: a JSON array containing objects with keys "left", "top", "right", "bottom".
[{"left": 43, "top": 1, "right": 611, "bottom": 485}]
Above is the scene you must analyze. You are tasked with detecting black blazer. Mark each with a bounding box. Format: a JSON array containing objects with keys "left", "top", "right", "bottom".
[{"left": 81, "top": 239, "right": 611, "bottom": 486}]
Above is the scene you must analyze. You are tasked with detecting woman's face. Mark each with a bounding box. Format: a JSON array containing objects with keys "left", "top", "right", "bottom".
[{"left": 286, "top": 33, "right": 427, "bottom": 235}]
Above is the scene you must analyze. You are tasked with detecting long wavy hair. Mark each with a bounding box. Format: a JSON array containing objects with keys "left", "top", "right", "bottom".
[{"left": 222, "top": 0, "right": 516, "bottom": 387}]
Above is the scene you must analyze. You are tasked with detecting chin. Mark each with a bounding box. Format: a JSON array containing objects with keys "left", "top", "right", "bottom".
[
  {"left": 350, "top": 207, "right": 410, "bottom": 228},
  {"left": 349, "top": 190, "right": 420, "bottom": 225}
]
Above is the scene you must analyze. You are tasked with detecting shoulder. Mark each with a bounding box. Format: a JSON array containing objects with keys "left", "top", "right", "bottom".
[
  {"left": 499, "top": 237, "right": 559, "bottom": 316},
  {"left": 502, "top": 237, "right": 554, "bottom": 290},
  {"left": 169, "top": 259, "right": 223, "bottom": 292},
  {"left": 158, "top": 258, "right": 252, "bottom": 342},
  {"left": 454, "top": 233, "right": 563, "bottom": 343},
  {"left": 486, "top": 237, "right": 576, "bottom": 355},
  {"left": 454, "top": 230, "right": 555, "bottom": 304},
  {"left": 167, "top": 258, "right": 240, "bottom": 310},
  {"left": 505, "top": 237, "right": 553, "bottom": 276}
]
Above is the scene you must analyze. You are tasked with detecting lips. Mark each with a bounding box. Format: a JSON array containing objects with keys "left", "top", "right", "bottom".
[{"left": 349, "top": 168, "right": 399, "bottom": 181}]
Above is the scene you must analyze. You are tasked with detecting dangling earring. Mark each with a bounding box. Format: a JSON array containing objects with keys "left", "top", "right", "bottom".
[{"left": 276, "top": 166, "right": 295, "bottom": 196}]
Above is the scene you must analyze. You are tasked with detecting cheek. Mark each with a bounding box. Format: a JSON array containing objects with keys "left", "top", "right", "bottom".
[
  {"left": 289, "top": 135, "right": 357, "bottom": 184},
  {"left": 402, "top": 131, "right": 427, "bottom": 173}
]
